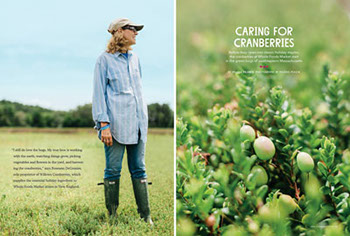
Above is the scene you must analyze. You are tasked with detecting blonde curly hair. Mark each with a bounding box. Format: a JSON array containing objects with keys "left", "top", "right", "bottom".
[{"left": 106, "top": 31, "right": 132, "bottom": 54}]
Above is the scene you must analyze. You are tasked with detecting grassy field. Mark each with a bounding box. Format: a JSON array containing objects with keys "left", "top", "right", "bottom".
[{"left": 0, "top": 128, "right": 174, "bottom": 235}]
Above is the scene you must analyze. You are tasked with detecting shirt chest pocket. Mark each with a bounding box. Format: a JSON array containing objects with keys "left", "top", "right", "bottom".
[{"left": 109, "top": 71, "right": 133, "bottom": 94}]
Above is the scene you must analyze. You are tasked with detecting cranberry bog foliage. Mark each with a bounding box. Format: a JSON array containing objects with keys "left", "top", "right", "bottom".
[
  {"left": 176, "top": 72, "right": 349, "bottom": 235},
  {"left": 177, "top": 0, "right": 350, "bottom": 235}
]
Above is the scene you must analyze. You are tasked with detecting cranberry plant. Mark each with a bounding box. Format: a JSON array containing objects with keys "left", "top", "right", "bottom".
[{"left": 176, "top": 71, "right": 349, "bottom": 235}]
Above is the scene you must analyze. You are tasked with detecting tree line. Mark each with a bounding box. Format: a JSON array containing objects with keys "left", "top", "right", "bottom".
[{"left": 0, "top": 100, "right": 173, "bottom": 128}]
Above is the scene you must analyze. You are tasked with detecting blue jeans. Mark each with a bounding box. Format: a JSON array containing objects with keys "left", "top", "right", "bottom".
[{"left": 101, "top": 131, "right": 147, "bottom": 180}]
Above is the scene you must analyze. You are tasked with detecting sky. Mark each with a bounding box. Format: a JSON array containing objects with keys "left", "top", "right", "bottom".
[{"left": 0, "top": 1, "right": 174, "bottom": 111}]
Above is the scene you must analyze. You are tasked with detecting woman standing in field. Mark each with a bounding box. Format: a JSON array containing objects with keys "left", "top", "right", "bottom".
[{"left": 92, "top": 18, "right": 152, "bottom": 225}]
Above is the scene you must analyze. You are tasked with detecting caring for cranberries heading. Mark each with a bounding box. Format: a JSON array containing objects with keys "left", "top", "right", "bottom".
[{"left": 233, "top": 26, "right": 294, "bottom": 48}]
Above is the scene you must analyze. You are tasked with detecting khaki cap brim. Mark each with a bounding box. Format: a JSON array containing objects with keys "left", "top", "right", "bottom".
[{"left": 108, "top": 18, "right": 144, "bottom": 34}]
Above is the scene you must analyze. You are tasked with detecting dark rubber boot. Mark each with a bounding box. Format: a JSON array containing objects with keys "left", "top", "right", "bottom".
[
  {"left": 104, "top": 179, "right": 120, "bottom": 217},
  {"left": 131, "top": 178, "right": 154, "bottom": 226}
]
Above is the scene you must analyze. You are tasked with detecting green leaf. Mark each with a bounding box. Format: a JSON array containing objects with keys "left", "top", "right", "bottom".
[
  {"left": 334, "top": 185, "right": 344, "bottom": 193},
  {"left": 258, "top": 118, "right": 265, "bottom": 127},
  {"left": 317, "top": 161, "right": 328, "bottom": 177},
  {"left": 278, "top": 129, "right": 289, "bottom": 139},
  {"left": 275, "top": 116, "right": 283, "bottom": 126},
  {"left": 201, "top": 195, "right": 215, "bottom": 215},
  {"left": 245, "top": 173, "right": 256, "bottom": 191},
  {"left": 320, "top": 186, "right": 331, "bottom": 195},
  {"left": 204, "top": 188, "right": 215, "bottom": 196},
  {"left": 310, "top": 138, "right": 321, "bottom": 148},
  {"left": 255, "top": 106, "right": 262, "bottom": 116},
  {"left": 282, "top": 144, "right": 291, "bottom": 152},
  {"left": 327, "top": 175, "right": 336, "bottom": 185},
  {"left": 251, "top": 95, "right": 257, "bottom": 106},
  {"left": 346, "top": 215, "right": 350, "bottom": 232},
  {"left": 256, "top": 185, "right": 268, "bottom": 199}
]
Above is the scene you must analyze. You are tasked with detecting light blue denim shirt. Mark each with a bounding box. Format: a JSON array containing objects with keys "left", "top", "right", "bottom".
[{"left": 92, "top": 51, "right": 148, "bottom": 144}]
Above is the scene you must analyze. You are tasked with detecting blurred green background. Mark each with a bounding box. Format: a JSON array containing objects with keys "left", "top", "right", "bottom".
[{"left": 177, "top": 0, "right": 350, "bottom": 117}]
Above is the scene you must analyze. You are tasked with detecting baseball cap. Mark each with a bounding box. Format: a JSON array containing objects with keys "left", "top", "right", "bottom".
[{"left": 107, "top": 18, "right": 144, "bottom": 34}]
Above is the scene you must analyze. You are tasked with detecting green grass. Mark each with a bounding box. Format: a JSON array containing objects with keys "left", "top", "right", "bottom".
[{"left": 0, "top": 129, "right": 174, "bottom": 235}]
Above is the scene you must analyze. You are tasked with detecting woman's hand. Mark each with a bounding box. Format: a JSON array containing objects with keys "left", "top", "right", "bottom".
[{"left": 101, "top": 122, "right": 113, "bottom": 146}]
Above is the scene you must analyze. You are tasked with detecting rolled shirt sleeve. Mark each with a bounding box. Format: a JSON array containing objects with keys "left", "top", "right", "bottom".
[{"left": 92, "top": 56, "right": 110, "bottom": 130}]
